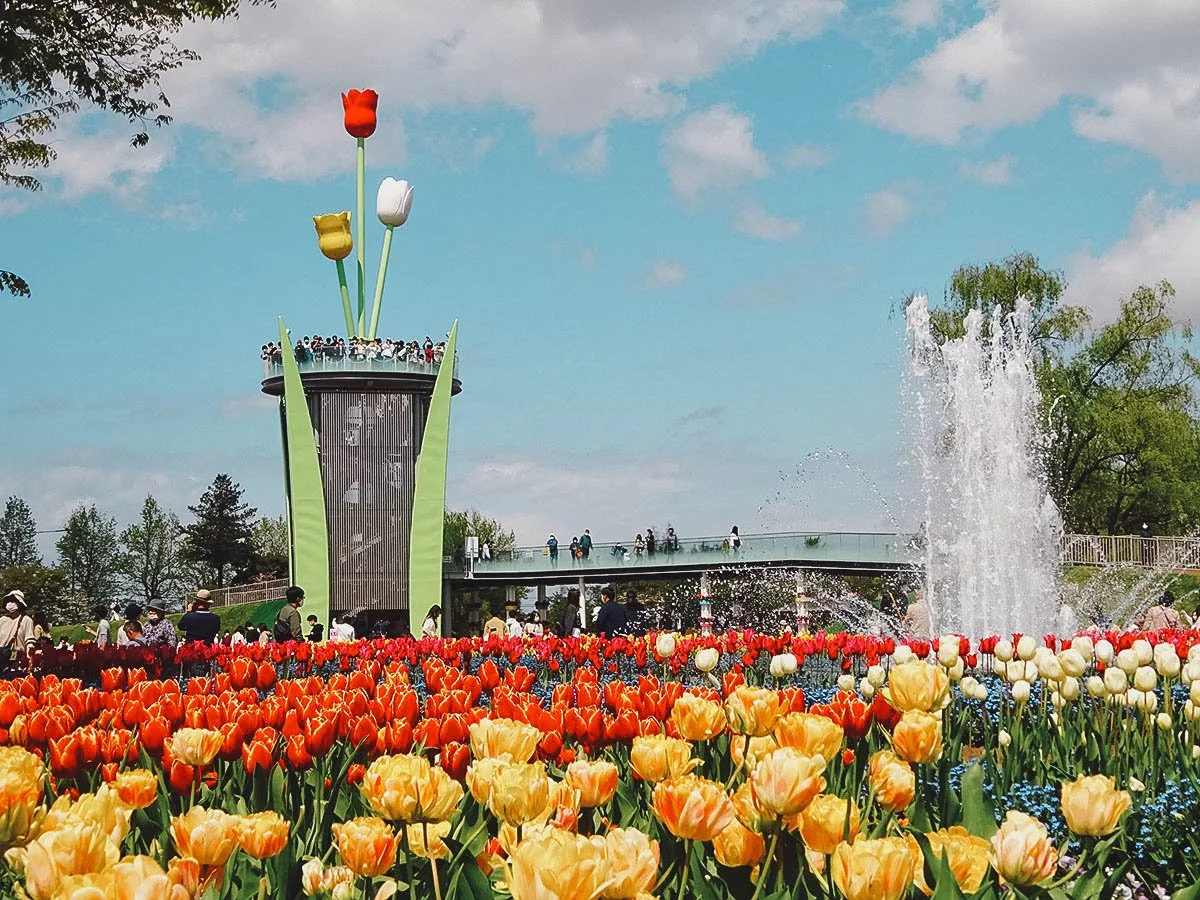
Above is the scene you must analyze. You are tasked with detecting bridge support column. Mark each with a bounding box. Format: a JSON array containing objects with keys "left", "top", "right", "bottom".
[
  {"left": 505, "top": 585, "right": 517, "bottom": 610},
  {"left": 578, "top": 577, "right": 587, "bottom": 629}
]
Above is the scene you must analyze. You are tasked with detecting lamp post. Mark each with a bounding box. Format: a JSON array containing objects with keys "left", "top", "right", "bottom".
[{"left": 698, "top": 571, "right": 713, "bottom": 636}]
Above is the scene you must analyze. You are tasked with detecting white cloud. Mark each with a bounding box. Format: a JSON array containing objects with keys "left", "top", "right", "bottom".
[
  {"left": 890, "top": 0, "right": 946, "bottom": 32},
  {"left": 662, "top": 105, "right": 770, "bottom": 198},
  {"left": 780, "top": 143, "right": 832, "bottom": 170},
  {"left": 1066, "top": 192, "right": 1200, "bottom": 320},
  {"left": 733, "top": 204, "right": 804, "bottom": 240},
  {"left": 148, "top": 0, "right": 841, "bottom": 180},
  {"left": 958, "top": 155, "right": 1014, "bottom": 186},
  {"left": 644, "top": 260, "right": 687, "bottom": 288},
  {"left": 52, "top": 125, "right": 176, "bottom": 203},
  {"left": 864, "top": 182, "right": 916, "bottom": 237},
  {"left": 858, "top": 0, "right": 1200, "bottom": 179},
  {"left": 555, "top": 133, "right": 609, "bottom": 175}
]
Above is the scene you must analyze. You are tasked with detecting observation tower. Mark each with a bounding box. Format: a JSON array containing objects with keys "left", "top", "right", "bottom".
[{"left": 260, "top": 89, "right": 460, "bottom": 635}]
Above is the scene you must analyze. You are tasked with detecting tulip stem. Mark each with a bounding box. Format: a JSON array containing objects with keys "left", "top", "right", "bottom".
[
  {"left": 425, "top": 823, "right": 443, "bottom": 900},
  {"left": 676, "top": 840, "right": 691, "bottom": 900},
  {"left": 749, "top": 832, "right": 778, "bottom": 900},
  {"left": 356, "top": 137, "right": 366, "bottom": 337},
  {"left": 335, "top": 259, "right": 355, "bottom": 338},
  {"left": 367, "top": 225, "right": 394, "bottom": 340}
]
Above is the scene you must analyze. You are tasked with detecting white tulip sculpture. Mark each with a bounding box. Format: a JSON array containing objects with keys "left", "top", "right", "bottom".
[{"left": 368, "top": 178, "right": 414, "bottom": 339}]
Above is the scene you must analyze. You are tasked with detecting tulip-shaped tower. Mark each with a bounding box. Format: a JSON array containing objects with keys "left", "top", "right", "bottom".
[{"left": 261, "top": 90, "right": 461, "bottom": 636}]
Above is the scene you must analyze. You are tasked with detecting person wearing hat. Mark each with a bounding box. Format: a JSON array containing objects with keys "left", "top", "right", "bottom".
[
  {"left": 591, "top": 584, "right": 629, "bottom": 637},
  {"left": 179, "top": 590, "right": 222, "bottom": 645},
  {"left": 140, "top": 599, "right": 178, "bottom": 648},
  {"left": 0, "top": 590, "right": 37, "bottom": 668}
]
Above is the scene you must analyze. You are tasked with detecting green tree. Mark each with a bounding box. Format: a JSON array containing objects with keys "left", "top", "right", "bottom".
[
  {"left": 0, "top": 0, "right": 276, "bottom": 296},
  {"left": 931, "top": 254, "right": 1200, "bottom": 534},
  {"left": 0, "top": 563, "right": 67, "bottom": 619},
  {"left": 249, "top": 515, "right": 289, "bottom": 579},
  {"left": 55, "top": 504, "right": 124, "bottom": 623},
  {"left": 181, "top": 474, "right": 256, "bottom": 587},
  {"left": 120, "top": 495, "right": 184, "bottom": 605},
  {"left": 443, "top": 509, "right": 517, "bottom": 565},
  {"left": 0, "top": 496, "right": 39, "bottom": 567}
]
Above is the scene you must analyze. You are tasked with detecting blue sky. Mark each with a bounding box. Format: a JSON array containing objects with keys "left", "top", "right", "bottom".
[{"left": 4, "top": 0, "right": 1200, "bottom": 552}]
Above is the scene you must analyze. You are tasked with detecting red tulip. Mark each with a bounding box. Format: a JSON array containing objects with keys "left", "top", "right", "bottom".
[{"left": 342, "top": 89, "right": 379, "bottom": 139}]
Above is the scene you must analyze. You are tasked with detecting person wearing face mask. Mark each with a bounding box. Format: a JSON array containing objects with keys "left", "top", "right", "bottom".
[
  {"left": 140, "top": 600, "right": 178, "bottom": 648},
  {"left": 0, "top": 590, "right": 37, "bottom": 669}
]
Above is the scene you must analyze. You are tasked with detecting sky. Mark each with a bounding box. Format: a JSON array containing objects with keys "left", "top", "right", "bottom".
[{"left": 4, "top": 0, "right": 1200, "bottom": 555}]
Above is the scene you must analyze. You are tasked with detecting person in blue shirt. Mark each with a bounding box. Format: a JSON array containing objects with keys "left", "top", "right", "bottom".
[{"left": 547, "top": 534, "right": 559, "bottom": 561}]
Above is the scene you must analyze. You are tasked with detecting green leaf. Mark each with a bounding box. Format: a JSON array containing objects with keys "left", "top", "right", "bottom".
[
  {"left": 687, "top": 848, "right": 724, "bottom": 900},
  {"left": 911, "top": 831, "right": 969, "bottom": 900},
  {"left": 1171, "top": 882, "right": 1200, "bottom": 900},
  {"left": 960, "top": 764, "right": 998, "bottom": 838}
]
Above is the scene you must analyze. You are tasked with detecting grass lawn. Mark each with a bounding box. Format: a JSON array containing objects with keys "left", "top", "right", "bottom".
[{"left": 51, "top": 598, "right": 287, "bottom": 644}]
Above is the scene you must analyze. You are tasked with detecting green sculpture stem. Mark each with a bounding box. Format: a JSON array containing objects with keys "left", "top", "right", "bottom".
[
  {"left": 367, "top": 225, "right": 394, "bottom": 340},
  {"left": 355, "top": 137, "right": 366, "bottom": 337},
  {"left": 335, "top": 258, "right": 355, "bottom": 338}
]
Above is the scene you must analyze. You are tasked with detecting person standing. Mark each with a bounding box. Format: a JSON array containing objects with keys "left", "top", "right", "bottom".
[
  {"left": 141, "top": 601, "right": 178, "bottom": 648},
  {"left": 331, "top": 617, "right": 357, "bottom": 641},
  {"left": 274, "top": 587, "right": 306, "bottom": 642},
  {"left": 422, "top": 605, "right": 441, "bottom": 638},
  {"left": 84, "top": 604, "right": 112, "bottom": 648},
  {"left": 665, "top": 526, "right": 679, "bottom": 553},
  {"left": 116, "top": 603, "right": 143, "bottom": 647},
  {"left": 728, "top": 526, "right": 742, "bottom": 551},
  {"left": 178, "top": 591, "right": 222, "bottom": 644},
  {"left": 482, "top": 613, "right": 506, "bottom": 639},
  {"left": 645, "top": 528, "right": 656, "bottom": 557},
  {"left": 569, "top": 536, "right": 581, "bottom": 561},
  {"left": 505, "top": 610, "right": 523, "bottom": 638},
  {"left": 634, "top": 534, "right": 645, "bottom": 558},
  {"left": 306, "top": 615, "right": 325, "bottom": 642},
  {"left": 561, "top": 589, "right": 581, "bottom": 637},
  {"left": 579, "top": 530, "right": 593, "bottom": 559},
  {"left": 547, "top": 534, "right": 559, "bottom": 562},
  {"left": 481, "top": 542, "right": 491, "bottom": 561},
  {"left": 592, "top": 585, "right": 629, "bottom": 636},
  {"left": 0, "top": 590, "right": 37, "bottom": 669}
]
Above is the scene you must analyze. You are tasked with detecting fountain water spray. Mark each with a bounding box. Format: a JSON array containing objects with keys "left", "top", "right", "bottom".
[{"left": 905, "top": 296, "right": 1062, "bottom": 637}]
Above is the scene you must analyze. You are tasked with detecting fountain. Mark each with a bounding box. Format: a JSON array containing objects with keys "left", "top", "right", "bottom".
[{"left": 904, "top": 295, "right": 1063, "bottom": 637}]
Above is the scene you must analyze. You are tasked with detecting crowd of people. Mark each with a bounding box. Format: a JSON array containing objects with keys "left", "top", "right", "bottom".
[
  {"left": 544, "top": 525, "right": 742, "bottom": 561},
  {"left": 480, "top": 585, "right": 655, "bottom": 640},
  {"left": 261, "top": 335, "right": 447, "bottom": 367}
]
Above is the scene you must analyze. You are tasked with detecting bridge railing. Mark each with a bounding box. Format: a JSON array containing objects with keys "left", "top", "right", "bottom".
[
  {"left": 472, "top": 531, "right": 919, "bottom": 575},
  {"left": 1060, "top": 534, "right": 1200, "bottom": 569},
  {"left": 206, "top": 578, "right": 290, "bottom": 609}
]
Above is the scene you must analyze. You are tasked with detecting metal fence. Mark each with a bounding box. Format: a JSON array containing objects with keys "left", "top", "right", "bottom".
[
  {"left": 1060, "top": 534, "right": 1200, "bottom": 569},
  {"left": 206, "top": 578, "right": 290, "bottom": 609}
]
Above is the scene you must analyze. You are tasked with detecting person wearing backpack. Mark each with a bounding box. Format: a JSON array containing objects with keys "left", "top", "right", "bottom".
[{"left": 274, "top": 586, "right": 306, "bottom": 642}]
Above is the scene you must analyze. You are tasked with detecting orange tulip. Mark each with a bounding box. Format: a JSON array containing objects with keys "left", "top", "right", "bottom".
[
  {"left": 832, "top": 836, "right": 916, "bottom": 900},
  {"left": 169, "top": 727, "right": 223, "bottom": 767},
  {"left": 713, "top": 820, "right": 766, "bottom": 868},
  {"left": 342, "top": 89, "right": 378, "bottom": 139},
  {"left": 630, "top": 734, "right": 699, "bottom": 783},
  {"left": 774, "top": 712, "right": 843, "bottom": 762},
  {"left": 990, "top": 811, "right": 1057, "bottom": 886},
  {"left": 749, "top": 747, "right": 827, "bottom": 819},
  {"left": 651, "top": 775, "right": 735, "bottom": 841},
  {"left": 868, "top": 750, "right": 916, "bottom": 812},
  {"left": 891, "top": 710, "right": 943, "bottom": 765},
  {"left": 670, "top": 694, "right": 726, "bottom": 742},
  {"left": 113, "top": 769, "right": 158, "bottom": 809},
  {"left": 332, "top": 816, "right": 399, "bottom": 878},
  {"left": 469, "top": 717, "right": 541, "bottom": 762},
  {"left": 170, "top": 806, "right": 241, "bottom": 867},
  {"left": 725, "top": 686, "right": 783, "bottom": 737},
  {"left": 237, "top": 811, "right": 290, "bottom": 859},
  {"left": 565, "top": 758, "right": 618, "bottom": 808},
  {"left": 925, "top": 826, "right": 991, "bottom": 894},
  {"left": 797, "top": 794, "right": 861, "bottom": 855}
]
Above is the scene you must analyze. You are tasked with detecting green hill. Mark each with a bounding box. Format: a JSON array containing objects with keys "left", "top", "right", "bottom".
[{"left": 52, "top": 598, "right": 287, "bottom": 644}]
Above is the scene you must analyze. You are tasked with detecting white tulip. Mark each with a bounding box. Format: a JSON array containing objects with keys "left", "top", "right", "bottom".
[
  {"left": 947, "top": 658, "right": 964, "bottom": 682},
  {"left": 655, "top": 632, "right": 677, "bottom": 659},
  {"left": 1126, "top": 688, "right": 1143, "bottom": 708},
  {"left": 866, "top": 665, "right": 887, "bottom": 688},
  {"left": 1133, "top": 639, "right": 1153, "bottom": 666},
  {"left": 1086, "top": 676, "right": 1105, "bottom": 698},
  {"left": 837, "top": 674, "right": 857, "bottom": 694},
  {"left": 1129, "top": 777, "right": 1145, "bottom": 793},
  {"left": 959, "top": 676, "right": 980, "bottom": 697},
  {"left": 1140, "top": 691, "right": 1159, "bottom": 713},
  {"left": 1156, "top": 651, "right": 1181, "bottom": 679},
  {"left": 1191, "top": 681, "right": 1200, "bottom": 707},
  {"left": 1104, "top": 667, "right": 1128, "bottom": 695},
  {"left": 998, "top": 729, "right": 1011, "bottom": 748},
  {"left": 1071, "top": 636, "right": 1094, "bottom": 661},
  {"left": 1038, "top": 656, "right": 1063, "bottom": 682},
  {"left": 1016, "top": 635, "right": 1037, "bottom": 661},
  {"left": 1095, "top": 639, "right": 1115, "bottom": 664},
  {"left": 1011, "top": 680, "right": 1031, "bottom": 704},
  {"left": 1190, "top": 645, "right": 1200, "bottom": 664},
  {"left": 1060, "top": 677, "right": 1080, "bottom": 702},
  {"left": 1186, "top": 700, "right": 1200, "bottom": 723},
  {"left": 1059, "top": 649, "right": 1087, "bottom": 678},
  {"left": 1005, "top": 661, "right": 1025, "bottom": 683},
  {"left": 937, "top": 636, "right": 960, "bottom": 668},
  {"left": 1116, "top": 649, "right": 1140, "bottom": 676},
  {"left": 1156, "top": 712, "right": 1173, "bottom": 731},
  {"left": 769, "top": 653, "right": 797, "bottom": 678},
  {"left": 893, "top": 645, "right": 915, "bottom": 665},
  {"left": 1050, "top": 690, "right": 1064, "bottom": 709},
  {"left": 1193, "top": 745, "right": 1200, "bottom": 760},
  {"left": 994, "top": 640, "right": 1014, "bottom": 663},
  {"left": 1184, "top": 662, "right": 1200, "bottom": 684},
  {"left": 694, "top": 647, "right": 719, "bottom": 673},
  {"left": 1133, "top": 666, "right": 1158, "bottom": 693},
  {"left": 859, "top": 678, "right": 875, "bottom": 699},
  {"left": 376, "top": 178, "right": 414, "bottom": 227}
]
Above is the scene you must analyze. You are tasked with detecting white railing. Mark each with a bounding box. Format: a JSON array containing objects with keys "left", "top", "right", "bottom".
[
  {"left": 1060, "top": 534, "right": 1200, "bottom": 569},
  {"left": 206, "top": 578, "right": 290, "bottom": 609}
]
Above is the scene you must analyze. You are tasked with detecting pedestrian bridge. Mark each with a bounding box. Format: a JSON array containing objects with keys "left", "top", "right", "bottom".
[{"left": 451, "top": 531, "right": 920, "bottom": 585}]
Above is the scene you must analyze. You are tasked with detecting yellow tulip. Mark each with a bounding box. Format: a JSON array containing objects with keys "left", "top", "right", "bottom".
[
  {"left": 630, "top": 735, "right": 699, "bottom": 783},
  {"left": 797, "top": 794, "right": 861, "bottom": 855},
  {"left": 774, "top": 712, "right": 843, "bottom": 762},
  {"left": 168, "top": 727, "right": 223, "bottom": 767},
  {"left": 24, "top": 820, "right": 119, "bottom": 900},
  {"left": 113, "top": 769, "right": 158, "bottom": 810},
  {"left": 714, "top": 820, "right": 766, "bottom": 868},
  {"left": 926, "top": 826, "right": 991, "bottom": 894},
  {"left": 508, "top": 827, "right": 610, "bottom": 900},
  {"left": 469, "top": 717, "right": 541, "bottom": 762},
  {"left": 332, "top": 816, "right": 400, "bottom": 878},
  {"left": 990, "top": 811, "right": 1057, "bottom": 885},
  {"left": 885, "top": 661, "right": 950, "bottom": 712},
  {"left": 729, "top": 734, "right": 778, "bottom": 770},
  {"left": 601, "top": 827, "right": 659, "bottom": 899},
  {"left": 301, "top": 858, "right": 356, "bottom": 897},
  {"left": 831, "top": 836, "right": 916, "bottom": 900},
  {"left": 725, "top": 686, "right": 783, "bottom": 736},
  {"left": 651, "top": 775, "right": 736, "bottom": 841},
  {"left": 109, "top": 854, "right": 191, "bottom": 900},
  {"left": 748, "top": 747, "right": 827, "bottom": 819},
  {"left": 0, "top": 767, "right": 45, "bottom": 846},
  {"left": 869, "top": 750, "right": 916, "bottom": 812},
  {"left": 170, "top": 806, "right": 241, "bottom": 867},
  {"left": 313, "top": 212, "right": 353, "bottom": 261},
  {"left": 670, "top": 694, "right": 727, "bottom": 742},
  {"left": 406, "top": 821, "right": 451, "bottom": 859},
  {"left": 1061, "top": 774, "right": 1131, "bottom": 837},
  {"left": 891, "top": 710, "right": 943, "bottom": 764},
  {"left": 486, "top": 761, "right": 551, "bottom": 827},
  {"left": 730, "top": 781, "right": 768, "bottom": 833},
  {"left": 361, "top": 754, "right": 463, "bottom": 824},
  {"left": 566, "top": 759, "right": 619, "bottom": 808},
  {"left": 466, "top": 755, "right": 512, "bottom": 805},
  {"left": 237, "top": 811, "right": 290, "bottom": 859}
]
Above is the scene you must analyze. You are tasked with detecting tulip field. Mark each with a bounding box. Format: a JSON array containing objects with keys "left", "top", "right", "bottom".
[{"left": 3, "top": 630, "right": 1200, "bottom": 899}]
